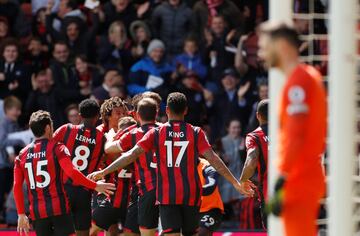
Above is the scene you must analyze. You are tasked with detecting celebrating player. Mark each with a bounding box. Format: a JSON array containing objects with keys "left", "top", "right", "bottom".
[
  {"left": 52, "top": 99, "right": 107, "bottom": 236},
  {"left": 91, "top": 116, "right": 137, "bottom": 236},
  {"left": 258, "top": 22, "right": 327, "bottom": 236},
  {"left": 105, "top": 98, "right": 159, "bottom": 236},
  {"left": 89, "top": 92, "right": 255, "bottom": 235},
  {"left": 13, "top": 110, "right": 115, "bottom": 236},
  {"left": 240, "top": 99, "right": 269, "bottom": 229}
]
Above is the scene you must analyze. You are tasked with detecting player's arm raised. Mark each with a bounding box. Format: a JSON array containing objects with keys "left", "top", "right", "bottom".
[{"left": 240, "top": 146, "right": 259, "bottom": 183}]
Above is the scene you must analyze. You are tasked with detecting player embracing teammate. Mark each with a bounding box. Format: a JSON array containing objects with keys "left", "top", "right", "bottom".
[{"left": 89, "top": 92, "right": 255, "bottom": 235}]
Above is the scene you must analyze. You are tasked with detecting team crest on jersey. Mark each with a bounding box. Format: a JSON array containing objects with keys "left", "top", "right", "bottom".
[{"left": 287, "top": 86, "right": 309, "bottom": 115}]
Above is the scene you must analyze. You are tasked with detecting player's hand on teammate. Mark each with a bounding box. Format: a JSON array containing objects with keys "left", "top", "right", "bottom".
[
  {"left": 95, "top": 180, "right": 116, "bottom": 195},
  {"left": 17, "top": 214, "right": 30, "bottom": 236},
  {"left": 87, "top": 170, "right": 105, "bottom": 181},
  {"left": 236, "top": 180, "right": 256, "bottom": 197}
]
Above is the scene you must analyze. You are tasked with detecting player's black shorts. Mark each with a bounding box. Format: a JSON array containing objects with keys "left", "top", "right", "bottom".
[
  {"left": 33, "top": 214, "right": 74, "bottom": 236},
  {"left": 159, "top": 205, "right": 199, "bottom": 235},
  {"left": 124, "top": 198, "right": 140, "bottom": 233},
  {"left": 92, "top": 205, "right": 127, "bottom": 231},
  {"left": 199, "top": 208, "right": 223, "bottom": 231},
  {"left": 138, "top": 190, "right": 159, "bottom": 229},
  {"left": 65, "top": 185, "right": 92, "bottom": 231}
]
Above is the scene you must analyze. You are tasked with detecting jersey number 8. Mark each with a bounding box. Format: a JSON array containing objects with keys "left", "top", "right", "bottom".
[{"left": 73, "top": 145, "right": 90, "bottom": 171}]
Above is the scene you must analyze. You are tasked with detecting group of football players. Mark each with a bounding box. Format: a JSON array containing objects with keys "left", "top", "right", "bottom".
[{"left": 13, "top": 91, "right": 255, "bottom": 236}]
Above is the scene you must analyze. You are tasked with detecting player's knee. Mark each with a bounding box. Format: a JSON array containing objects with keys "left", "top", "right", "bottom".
[{"left": 197, "top": 227, "right": 211, "bottom": 236}]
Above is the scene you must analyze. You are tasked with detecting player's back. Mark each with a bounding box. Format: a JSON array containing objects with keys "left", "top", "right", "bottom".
[
  {"left": 53, "top": 123, "right": 106, "bottom": 176},
  {"left": 127, "top": 124, "right": 157, "bottom": 195},
  {"left": 279, "top": 64, "right": 326, "bottom": 181},
  {"left": 16, "top": 139, "right": 70, "bottom": 220},
  {"left": 149, "top": 120, "right": 211, "bottom": 206},
  {"left": 246, "top": 126, "right": 268, "bottom": 199}
]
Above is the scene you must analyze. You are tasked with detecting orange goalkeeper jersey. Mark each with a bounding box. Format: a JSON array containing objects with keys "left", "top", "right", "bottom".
[{"left": 278, "top": 64, "right": 326, "bottom": 196}]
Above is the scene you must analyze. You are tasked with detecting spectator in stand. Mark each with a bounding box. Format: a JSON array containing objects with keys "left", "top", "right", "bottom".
[
  {"left": 109, "top": 85, "right": 128, "bottom": 101},
  {"left": 65, "top": 103, "right": 81, "bottom": 125},
  {"left": 0, "top": 0, "right": 30, "bottom": 37},
  {"left": 24, "top": 37, "right": 49, "bottom": 75},
  {"left": 218, "top": 118, "right": 246, "bottom": 224},
  {"left": 176, "top": 73, "right": 207, "bottom": 126},
  {"left": 0, "top": 17, "right": 9, "bottom": 40},
  {"left": 151, "top": 0, "right": 193, "bottom": 58},
  {"left": 45, "top": 0, "right": 86, "bottom": 40},
  {"left": 246, "top": 83, "right": 268, "bottom": 133},
  {"left": 49, "top": 41, "right": 83, "bottom": 105},
  {"left": 173, "top": 37, "right": 207, "bottom": 81},
  {"left": 0, "top": 96, "right": 24, "bottom": 222},
  {"left": 47, "top": 3, "right": 100, "bottom": 63},
  {"left": 205, "top": 68, "right": 251, "bottom": 141},
  {"left": 192, "top": 0, "right": 243, "bottom": 42},
  {"left": 127, "top": 39, "right": 174, "bottom": 99},
  {"left": 129, "top": 20, "right": 151, "bottom": 60},
  {"left": 25, "top": 69, "right": 65, "bottom": 128},
  {"left": 0, "top": 38, "right": 31, "bottom": 103},
  {"left": 98, "top": 21, "right": 134, "bottom": 74},
  {"left": 74, "top": 55, "right": 102, "bottom": 94},
  {"left": 32, "top": 0, "right": 60, "bottom": 15},
  {"left": 92, "top": 69, "right": 124, "bottom": 102},
  {"left": 204, "top": 15, "right": 234, "bottom": 86},
  {"left": 32, "top": 7, "right": 49, "bottom": 44},
  {"left": 102, "top": 0, "right": 138, "bottom": 31}
]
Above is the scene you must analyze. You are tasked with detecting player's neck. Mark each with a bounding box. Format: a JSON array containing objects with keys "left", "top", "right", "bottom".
[
  {"left": 168, "top": 115, "right": 184, "bottom": 122},
  {"left": 140, "top": 120, "right": 155, "bottom": 126},
  {"left": 279, "top": 55, "right": 300, "bottom": 77}
]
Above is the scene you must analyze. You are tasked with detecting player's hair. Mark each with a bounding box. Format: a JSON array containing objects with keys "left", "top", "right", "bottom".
[
  {"left": 259, "top": 21, "right": 301, "bottom": 48},
  {"left": 142, "top": 91, "right": 162, "bottom": 108},
  {"left": 79, "top": 99, "right": 100, "bottom": 119},
  {"left": 118, "top": 116, "right": 137, "bottom": 131},
  {"left": 131, "top": 93, "right": 144, "bottom": 111},
  {"left": 137, "top": 98, "right": 157, "bottom": 122},
  {"left": 100, "top": 97, "right": 128, "bottom": 125},
  {"left": 257, "top": 99, "right": 269, "bottom": 121},
  {"left": 166, "top": 92, "right": 187, "bottom": 115},
  {"left": 3, "top": 96, "right": 22, "bottom": 112},
  {"left": 29, "top": 110, "right": 53, "bottom": 137}
]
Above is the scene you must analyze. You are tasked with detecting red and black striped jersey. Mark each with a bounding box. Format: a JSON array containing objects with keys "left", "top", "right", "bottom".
[
  {"left": 246, "top": 125, "right": 268, "bottom": 202},
  {"left": 118, "top": 124, "right": 157, "bottom": 196},
  {"left": 53, "top": 124, "right": 106, "bottom": 180},
  {"left": 14, "top": 139, "right": 71, "bottom": 220},
  {"left": 137, "top": 121, "right": 212, "bottom": 206}
]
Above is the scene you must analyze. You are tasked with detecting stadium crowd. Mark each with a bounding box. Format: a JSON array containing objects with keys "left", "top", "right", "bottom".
[{"left": 0, "top": 0, "right": 328, "bottom": 232}]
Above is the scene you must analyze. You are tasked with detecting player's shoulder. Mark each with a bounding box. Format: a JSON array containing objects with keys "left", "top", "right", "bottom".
[{"left": 289, "top": 64, "right": 322, "bottom": 87}]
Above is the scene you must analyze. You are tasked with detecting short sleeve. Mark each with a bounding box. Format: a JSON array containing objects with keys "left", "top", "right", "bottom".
[
  {"left": 197, "top": 128, "right": 212, "bottom": 155},
  {"left": 245, "top": 134, "right": 257, "bottom": 150},
  {"left": 119, "top": 132, "right": 133, "bottom": 152},
  {"left": 137, "top": 128, "right": 156, "bottom": 152},
  {"left": 54, "top": 143, "right": 72, "bottom": 162},
  {"left": 53, "top": 124, "right": 68, "bottom": 142}
]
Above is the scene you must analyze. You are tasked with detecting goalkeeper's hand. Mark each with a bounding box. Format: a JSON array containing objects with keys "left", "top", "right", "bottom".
[{"left": 266, "top": 176, "right": 286, "bottom": 216}]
